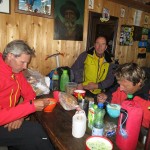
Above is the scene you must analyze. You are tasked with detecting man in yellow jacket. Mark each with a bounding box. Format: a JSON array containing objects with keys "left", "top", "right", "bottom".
[{"left": 71, "top": 36, "right": 116, "bottom": 97}]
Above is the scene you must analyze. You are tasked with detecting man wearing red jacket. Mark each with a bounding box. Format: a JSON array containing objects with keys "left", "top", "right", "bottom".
[
  {"left": 0, "top": 40, "right": 54, "bottom": 150},
  {"left": 97, "top": 63, "right": 150, "bottom": 128}
]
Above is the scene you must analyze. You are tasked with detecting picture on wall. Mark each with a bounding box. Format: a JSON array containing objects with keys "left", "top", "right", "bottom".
[
  {"left": 138, "top": 41, "right": 147, "bottom": 58},
  {"left": 0, "top": 0, "right": 10, "bottom": 14},
  {"left": 54, "top": 0, "right": 85, "bottom": 41},
  {"left": 146, "top": 29, "right": 150, "bottom": 53},
  {"left": 15, "top": 0, "right": 54, "bottom": 18},
  {"left": 119, "top": 25, "right": 134, "bottom": 46}
]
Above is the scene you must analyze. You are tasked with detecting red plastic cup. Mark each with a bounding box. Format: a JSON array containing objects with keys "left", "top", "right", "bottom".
[{"left": 53, "top": 91, "right": 60, "bottom": 102}]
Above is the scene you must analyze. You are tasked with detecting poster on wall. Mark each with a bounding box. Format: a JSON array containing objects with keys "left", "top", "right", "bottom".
[
  {"left": 137, "top": 41, "right": 147, "bottom": 58},
  {"left": 119, "top": 25, "right": 134, "bottom": 46},
  {"left": 53, "top": 0, "right": 85, "bottom": 41},
  {"left": 147, "top": 29, "right": 150, "bottom": 53}
]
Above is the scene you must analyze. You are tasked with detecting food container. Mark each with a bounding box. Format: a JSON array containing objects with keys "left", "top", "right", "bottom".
[
  {"left": 44, "top": 98, "right": 57, "bottom": 112},
  {"left": 73, "top": 90, "right": 86, "bottom": 98},
  {"left": 65, "top": 82, "right": 77, "bottom": 95},
  {"left": 86, "top": 136, "right": 113, "bottom": 150},
  {"left": 106, "top": 104, "right": 121, "bottom": 118}
]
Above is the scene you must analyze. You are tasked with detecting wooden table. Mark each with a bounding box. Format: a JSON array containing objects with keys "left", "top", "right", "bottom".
[{"left": 34, "top": 102, "right": 144, "bottom": 150}]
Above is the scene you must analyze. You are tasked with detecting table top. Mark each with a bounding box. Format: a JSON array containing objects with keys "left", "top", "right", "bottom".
[{"left": 34, "top": 102, "right": 144, "bottom": 150}]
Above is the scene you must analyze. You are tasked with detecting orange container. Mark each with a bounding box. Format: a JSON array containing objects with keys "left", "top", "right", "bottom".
[{"left": 44, "top": 98, "right": 57, "bottom": 112}]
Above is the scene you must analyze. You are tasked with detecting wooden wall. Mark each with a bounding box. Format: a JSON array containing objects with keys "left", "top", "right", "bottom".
[{"left": 0, "top": 0, "right": 150, "bottom": 75}]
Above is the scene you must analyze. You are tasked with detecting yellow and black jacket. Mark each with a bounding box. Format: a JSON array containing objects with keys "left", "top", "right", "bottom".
[{"left": 71, "top": 48, "right": 115, "bottom": 94}]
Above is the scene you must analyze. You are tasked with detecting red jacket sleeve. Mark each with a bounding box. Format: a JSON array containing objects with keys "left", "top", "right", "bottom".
[
  {"left": 0, "top": 73, "right": 36, "bottom": 126},
  {"left": 0, "top": 101, "right": 35, "bottom": 125},
  {"left": 134, "top": 97, "right": 150, "bottom": 128}
]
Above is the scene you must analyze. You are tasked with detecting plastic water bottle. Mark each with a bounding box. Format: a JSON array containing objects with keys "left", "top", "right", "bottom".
[
  {"left": 60, "top": 70, "right": 69, "bottom": 92},
  {"left": 88, "top": 103, "right": 97, "bottom": 129},
  {"left": 92, "top": 103, "right": 105, "bottom": 136},
  {"left": 52, "top": 69, "right": 59, "bottom": 91}
]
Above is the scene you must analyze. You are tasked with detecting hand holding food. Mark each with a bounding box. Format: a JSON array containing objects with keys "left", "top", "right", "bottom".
[{"left": 33, "top": 98, "right": 50, "bottom": 111}]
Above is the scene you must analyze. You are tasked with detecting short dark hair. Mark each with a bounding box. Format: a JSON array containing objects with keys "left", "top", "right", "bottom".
[{"left": 95, "top": 35, "right": 108, "bottom": 45}]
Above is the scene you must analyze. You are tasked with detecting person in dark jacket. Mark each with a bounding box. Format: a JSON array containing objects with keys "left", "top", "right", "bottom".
[{"left": 71, "top": 35, "right": 116, "bottom": 97}]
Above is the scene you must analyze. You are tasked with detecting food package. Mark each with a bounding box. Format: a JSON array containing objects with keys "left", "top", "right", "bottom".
[
  {"left": 59, "top": 92, "right": 78, "bottom": 110},
  {"left": 23, "top": 68, "right": 50, "bottom": 96}
]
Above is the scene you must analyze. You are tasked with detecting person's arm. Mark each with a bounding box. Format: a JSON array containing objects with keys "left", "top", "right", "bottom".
[
  {"left": 98, "top": 63, "right": 115, "bottom": 90},
  {"left": 0, "top": 74, "right": 49, "bottom": 126},
  {"left": 71, "top": 51, "right": 87, "bottom": 83}
]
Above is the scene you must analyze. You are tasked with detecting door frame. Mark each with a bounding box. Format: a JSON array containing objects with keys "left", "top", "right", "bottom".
[{"left": 86, "top": 11, "right": 119, "bottom": 55}]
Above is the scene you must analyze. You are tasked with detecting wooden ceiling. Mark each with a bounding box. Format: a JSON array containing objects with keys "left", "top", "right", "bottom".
[{"left": 108, "top": 0, "right": 150, "bottom": 13}]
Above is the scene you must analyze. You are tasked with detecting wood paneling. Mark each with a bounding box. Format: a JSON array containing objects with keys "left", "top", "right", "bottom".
[{"left": 0, "top": 0, "right": 150, "bottom": 75}]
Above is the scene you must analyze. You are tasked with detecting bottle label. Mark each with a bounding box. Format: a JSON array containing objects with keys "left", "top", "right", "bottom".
[{"left": 92, "top": 127, "right": 103, "bottom": 136}]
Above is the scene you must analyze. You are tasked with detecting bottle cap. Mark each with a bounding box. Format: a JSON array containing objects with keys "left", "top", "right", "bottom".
[
  {"left": 63, "top": 70, "right": 68, "bottom": 74},
  {"left": 98, "top": 103, "right": 104, "bottom": 108},
  {"left": 127, "top": 94, "right": 133, "bottom": 99},
  {"left": 93, "top": 104, "right": 98, "bottom": 109},
  {"left": 52, "top": 70, "right": 59, "bottom": 80}
]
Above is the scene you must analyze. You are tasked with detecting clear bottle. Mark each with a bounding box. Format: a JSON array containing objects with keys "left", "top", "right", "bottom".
[
  {"left": 92, "top": 103, "right": 105, "bottom": 136},
  {"left": 88, "top": 103, "right": 97, "bottom": 129},
  {"left": 52, "top": 69, "right": 59, "bottom": 91},
  {"left": 60, "top": 70, "right": 69, "bottom": 92}
]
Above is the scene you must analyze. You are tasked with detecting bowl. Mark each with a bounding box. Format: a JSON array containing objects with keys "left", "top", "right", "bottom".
[
  {"left": 44, "top": 98, "right": 57, "bottom": 112},
  {"left": 86, "top": 136, "right": 113, "bottom": 150},
  {"left": 73, "top": 90, "right": 86, "bottom": 98},
  {"left": 106, "top": 104, "right": 121, "bottom": 118}
]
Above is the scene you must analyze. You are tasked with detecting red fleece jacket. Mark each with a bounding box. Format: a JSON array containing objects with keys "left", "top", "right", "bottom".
[
  {"left": 0, "top": 53, "right": 36, "bottom": 126},
  {"left": 111, "top": 87, "right": 150, "bottom": 128}
]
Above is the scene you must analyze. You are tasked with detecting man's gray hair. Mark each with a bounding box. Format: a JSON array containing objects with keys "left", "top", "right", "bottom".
[
  {"left": 3, "top": 40, "right": 35, "bottom": 59},
  {"left": 115, "top": 63, "right": 146, "bottom": 86}
]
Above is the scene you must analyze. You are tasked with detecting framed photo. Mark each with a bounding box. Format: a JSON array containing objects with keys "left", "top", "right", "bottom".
[
  {"left": 144, "top": 15, "right": 149, "bottom": 25},
  {"left": 88, "top": 0, "right": 94, "bottom": 9},
  {"left": 0, "top": 0, "right": 10, "bottom": 14},
  {"left": 120, "top": 8, "right": 125, "bottom": 18},
  {"left": 15, "top": 0, "right": 54, "bottom": 19},
  {"left": 54, "top": 0, "right": 85, "bottom": 41},
  {"left": 119, "top": 25, "right": 134, "bottom": 46}
]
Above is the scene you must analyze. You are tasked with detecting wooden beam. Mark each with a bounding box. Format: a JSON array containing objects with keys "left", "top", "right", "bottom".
[{"left": 108, "top": 0, "right": 150, "bottom": 13}]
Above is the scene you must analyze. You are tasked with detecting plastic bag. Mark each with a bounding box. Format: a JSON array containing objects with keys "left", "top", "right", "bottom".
[
  {"left": 23, "top": 69, "right": 50, "bottom": 96},
  {"left": 104, "top": 122, "right": 117, "bottom": 137},
  {"left": 59, "top": 92, "right": 78, "bottom": 110}
]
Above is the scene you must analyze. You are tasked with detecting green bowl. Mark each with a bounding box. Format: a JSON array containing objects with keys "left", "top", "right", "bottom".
[{"left": 106, "top": 104, "right": 121, "bottom": 118}]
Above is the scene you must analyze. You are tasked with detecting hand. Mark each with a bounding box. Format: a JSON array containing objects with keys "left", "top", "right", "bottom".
[
  {"left": 77, "top": 83, "right": 83, "bottom": 90},
  {"left": 83, "top": 82, "right": 98, "bottom": 90},
  {"left": 4, "top": 118, "right": 24, "bottom": 132},
  {"left": 97, "top": 93, "right": 107, "bottom": 103},
  {"left": 33, "top": 98, "right": 50, "bottom": 111}
]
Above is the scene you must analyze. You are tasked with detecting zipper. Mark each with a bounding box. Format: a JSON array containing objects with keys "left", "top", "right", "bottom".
[{"left": 96, "top": 57, "right": 100, "bottom": 83}]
